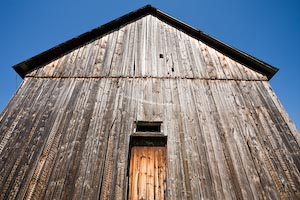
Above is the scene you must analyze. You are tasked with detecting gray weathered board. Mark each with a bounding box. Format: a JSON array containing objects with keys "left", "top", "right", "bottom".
[{"left": 0, "top": 14, "right": 299, "bottom": 199}]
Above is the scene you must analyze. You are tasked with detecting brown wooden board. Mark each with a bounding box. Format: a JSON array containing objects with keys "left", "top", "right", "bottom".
[{"left": 128, "top": 146, "right": 166, "bottom": 200}]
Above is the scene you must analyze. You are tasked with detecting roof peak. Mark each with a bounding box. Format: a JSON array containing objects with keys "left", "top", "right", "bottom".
[{"left": 13, "top": 5, "right": 278, "bottom": 79}]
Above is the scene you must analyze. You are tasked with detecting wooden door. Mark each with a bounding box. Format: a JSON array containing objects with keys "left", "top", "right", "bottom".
[{"left": 128, "top": 146, "right": 166, "bottom": 200}]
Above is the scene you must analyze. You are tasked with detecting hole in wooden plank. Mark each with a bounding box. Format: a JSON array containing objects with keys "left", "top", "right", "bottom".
[{"left": 159, "top": 54, "right": 164, "bottom": 58}]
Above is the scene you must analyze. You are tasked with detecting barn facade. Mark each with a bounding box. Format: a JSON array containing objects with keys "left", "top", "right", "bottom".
[{"left": 1, "top": 5, "right": 300, "bottom": 200}]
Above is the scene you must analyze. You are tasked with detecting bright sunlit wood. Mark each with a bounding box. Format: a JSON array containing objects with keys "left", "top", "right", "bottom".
[{"left": 129, "top": 146, "right": 166, "bottom": 200}]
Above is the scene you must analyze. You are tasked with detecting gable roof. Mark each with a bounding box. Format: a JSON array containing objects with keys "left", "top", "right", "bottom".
[{"left": 13, "top": 5, "right": 278, "bottom": 79}]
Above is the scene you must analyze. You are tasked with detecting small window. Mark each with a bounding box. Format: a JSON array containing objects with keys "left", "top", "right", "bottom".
[{"left": 135, "top": 121, "right": 162, "bottom": 133}]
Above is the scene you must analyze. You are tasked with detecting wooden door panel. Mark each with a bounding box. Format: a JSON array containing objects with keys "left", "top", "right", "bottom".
[{"left": 129, "top": 146, "right": 166, "bottom": 200}]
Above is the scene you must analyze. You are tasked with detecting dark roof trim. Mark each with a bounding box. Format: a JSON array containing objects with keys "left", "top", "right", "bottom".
[{"left": 13, "top": 5, "right": 278, "bottom": 79}]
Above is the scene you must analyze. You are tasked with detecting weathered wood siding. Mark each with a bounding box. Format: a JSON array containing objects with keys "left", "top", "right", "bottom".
[
  {"left": 1, "top": 78, "right": 299, "bottom": 199},
  {"left": 27, "top": 15, "right": 266, "bottom": 81},
  {"left": 1, "top": 14, "right": 300, "bottom": 200}
]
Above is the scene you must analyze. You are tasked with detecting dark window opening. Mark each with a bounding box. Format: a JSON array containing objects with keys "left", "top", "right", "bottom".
[
  {"left": 159, "top": 54, "right": 164, "bottom": 58},
  {"left": 136, "top": 121, "right": 161, "bottom": 132}
]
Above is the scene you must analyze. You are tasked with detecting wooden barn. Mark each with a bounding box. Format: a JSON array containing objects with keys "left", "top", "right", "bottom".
[{"left": 1, "top": 5, "right": 300, "bottom": 200}]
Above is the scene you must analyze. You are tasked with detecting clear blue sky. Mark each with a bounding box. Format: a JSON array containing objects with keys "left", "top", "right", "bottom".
[{"left": 0, "top": 0, "right": 299, "bottom": 130}]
